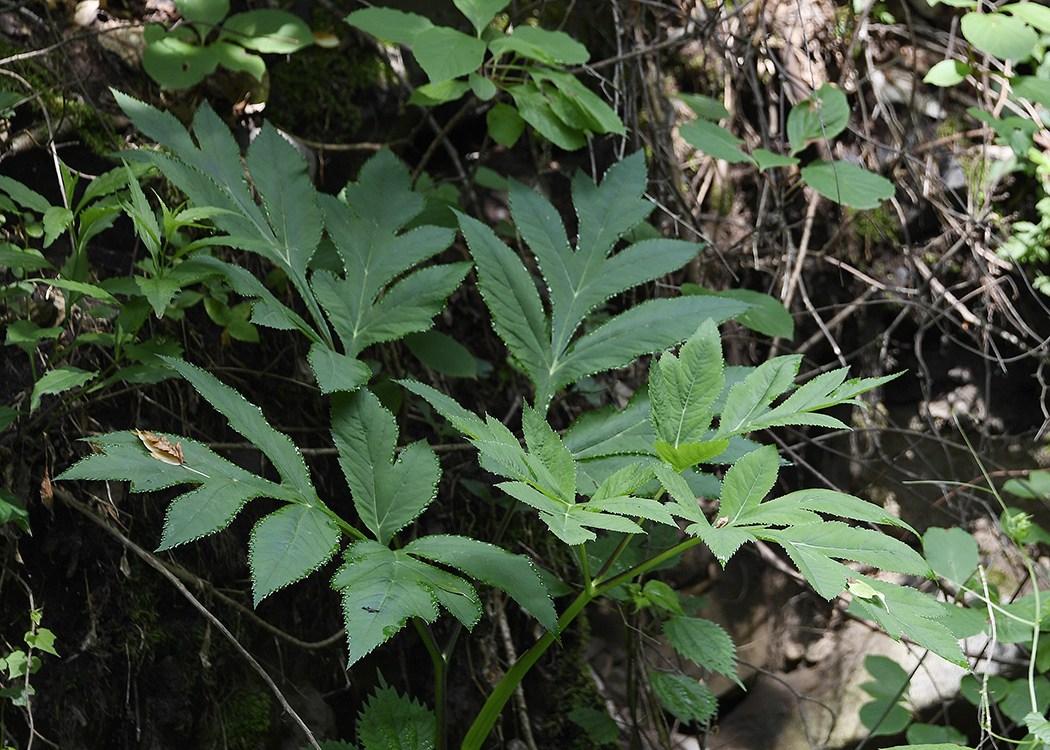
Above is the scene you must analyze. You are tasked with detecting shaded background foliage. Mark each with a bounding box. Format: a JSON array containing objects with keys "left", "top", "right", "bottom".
[{"left": 1, "top": 0, "right": 1050, "bottom": 748}]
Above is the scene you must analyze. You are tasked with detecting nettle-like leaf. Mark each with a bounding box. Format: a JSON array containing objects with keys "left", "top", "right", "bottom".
[
  {"left": 333, "top": 536, "right": 556, "bottom": 667},
  {"left": 664, "top": 615, "right": 742, "bottom": 688},
  {"left": 315, "top": 150, "right": 468, "bottom": 360},
  {"left": 357, "top": 678, "right": 436, "bottom": 750},
  {"left": 650, "top": 672, "right": 718, "bottom": 725},
  {"left": 458, "top": 151, "right": 750, "bottom": 409}
]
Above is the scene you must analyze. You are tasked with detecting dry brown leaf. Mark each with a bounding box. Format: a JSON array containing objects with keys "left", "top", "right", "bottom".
[{"left": 133, "top": 429, "right": 185, "bottom": 466}]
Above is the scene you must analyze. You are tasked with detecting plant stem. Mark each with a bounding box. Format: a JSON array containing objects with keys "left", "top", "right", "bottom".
[
  {"left": 461, "top": 534, "right": 706, "bottom": 749},
  {"left": 413, "top": 618, "right": 447, "bottom": 750},
  {"left": 461, "top": 586, "right": 594, "bottom": 750}
]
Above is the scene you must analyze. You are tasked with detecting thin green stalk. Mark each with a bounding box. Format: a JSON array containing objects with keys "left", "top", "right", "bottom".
[
  {"left": 412, "top": 618, "right": 447, "bottom": 750},
  {"left": 461, "top": 534, "right": 707, "bottom": 749},
  {"left": 462, "top": 587, "right": 594, "bottom": 750}
]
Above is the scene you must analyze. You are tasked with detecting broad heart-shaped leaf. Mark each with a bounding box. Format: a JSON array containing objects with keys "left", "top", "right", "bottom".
[
  {"left": 249, "top": 503, "right": 340, "bottom": 606},
  {"left": 175, "top": 0, "right": 228, "bottom": 25},
  {"left": 716, "top": 445, "right": 779, "bottom": 526},
  {"left": 650, "top": 319, "right": 724, "bottom": 448},
  {"left": 488, "top": 25, "right": 590, "bottom": 65},
  {"left": 219, "top": 9, "right": 313, "bottom": 54},
  {"left": 1003, "top": 1, "right": 1050, "bottom": 32},
  {"left": 333, "top": 540, "right": 481, "bottom": 667},
  {"left": 762, "top": 522, "right": 934, "bottom": 599},
  {"left": 158, "top": 357, "right": 318, "bottom": 503},
  {"left": 453, "top": 0, "right": 508, "bottom": 35},
  {"left": 680, "top": 119, "right": 756, "bottom": 165},
  {"left": 800, "top": 161, "right": 895, "bottom": 209},
  {"left": 142, "top": 30, "right": 221, "bottom": 89},
  {"left": 405, "top": 534, "right": 558, "bottom": 634},
  {"left": 331, "top": 390, "right": 439, "bottom": 545},
  {"left": 961, "top": 10, "right": 1037, "bottom": 62},
  {"left": 344, "top": 7, "right": 434, "bottom": 45},
  {"left": 411, "top": 26, "right": 486, "bottom": 81},
  {"left": 923, "top": 527, "right": 978, "bottom": 586},
  {"left": 55, "top": 431, "right": 300, "bottom": 548},
  {"left": 786, "top": 83, "right": 850, "bottom": 155}
]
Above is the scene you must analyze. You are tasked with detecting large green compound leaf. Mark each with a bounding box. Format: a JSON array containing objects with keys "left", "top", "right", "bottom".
[
  {"left": 333, "top": 540, "right": 482, "bottom": 667},
  {"left": 331, "top": 389, "right": 439, "bottom": 545},
  {"left": 67, "top": 357, "right": 344, "bottom": 605},
  {"left": 405, "top": 535, "right": 558, "bottom": 634},
  {"left": 114, "top": 93, "right": 332, "bottom": 344},
  {"left": 715, "top": 445, "right": 779, "bottom": 527},
  {"left": 316, "top": 150, "right": 461, "bottom": 359},
  {"left": 249, "top": 503, "right": 340, "bottom": 606},
  {"left": 159, "top": 357, "right": 318, "bottom": 504},
  {"left": 460, "top": 152, "right": 750, "bottom": 409},
  {"left": 762, "top": 522, "right": 933, "bottom": 599},
  {"left": 55, "top": 431, "right": 296, "bottom": 550}
]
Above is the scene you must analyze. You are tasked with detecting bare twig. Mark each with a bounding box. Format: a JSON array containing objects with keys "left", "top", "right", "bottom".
[{"left": 56, "top": 487, "right": 325, "bottom": 750}]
